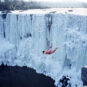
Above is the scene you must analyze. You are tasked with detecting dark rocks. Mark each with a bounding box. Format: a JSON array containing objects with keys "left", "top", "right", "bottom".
[
  {"left": 81, "top": 66, "right": 87, "bottom": 86},
  {"left": 2, "top": 13, "right": 7, "bottom": 19},
  {"left": 1, "top": 10, "right": 11, "bottom": 19},
  {"left": 58, "top": 76, "right": 71, "bottom": 87},
  {"left": 0, "top": 64, "right": 55, "bottom": 87},
  {"left": 25, "top": 33, "right": 32, "bottom": 38},
  {"left": 68, "top": 10, "right": 73, "bottom": 12}
]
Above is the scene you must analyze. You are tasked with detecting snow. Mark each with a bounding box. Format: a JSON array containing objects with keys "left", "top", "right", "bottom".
[
  {"left": 0, "top": 8, "right": 87, "bottom": 87},
  {"left": 5, "top": 8, "right": 87, "bottom": 16}
]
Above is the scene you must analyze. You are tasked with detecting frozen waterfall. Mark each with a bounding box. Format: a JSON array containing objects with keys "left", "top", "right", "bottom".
[{"left": 0, "top": 9, "right": 87, "bottom": 87}]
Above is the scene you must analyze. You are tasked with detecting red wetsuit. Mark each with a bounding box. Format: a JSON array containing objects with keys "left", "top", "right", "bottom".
[
  {"left": 45, "top": 50, "right": 54, "bottom": 54},
  {"left": 44, "top": 47, "right": 58, "bottom": 55}
]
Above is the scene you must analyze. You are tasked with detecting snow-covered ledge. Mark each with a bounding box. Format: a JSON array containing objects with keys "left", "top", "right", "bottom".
[
  {"left": 1, "top": 8, "right": 87, "bottom": 15},
  {"left": 0, "top": 8, "right": 87, "bottom": 87}
]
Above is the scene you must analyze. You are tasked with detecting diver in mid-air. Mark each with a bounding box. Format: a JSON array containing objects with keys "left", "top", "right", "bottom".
[{"left": 42, "top": 47, "right": 58, "bottom": 55}]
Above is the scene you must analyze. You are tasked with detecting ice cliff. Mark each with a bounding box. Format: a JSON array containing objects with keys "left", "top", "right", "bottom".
[{"left": 0, "top": 9, "right": 87, "bottom": 87}]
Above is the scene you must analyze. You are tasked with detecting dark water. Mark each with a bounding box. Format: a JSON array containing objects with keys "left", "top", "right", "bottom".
[
  {"left": 81, "top": 67, "right": 87, "bottom": 86},
  {"left": 0, "top": 64, "right": 55, "bottom": 87}
]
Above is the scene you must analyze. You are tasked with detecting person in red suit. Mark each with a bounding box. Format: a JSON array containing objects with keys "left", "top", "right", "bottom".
[{"left": 42, "top": 47, "right": 58, "bottom": 55}]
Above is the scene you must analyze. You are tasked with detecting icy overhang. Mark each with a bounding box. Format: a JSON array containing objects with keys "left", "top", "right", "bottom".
[{"left": 2, "top": 8, "right": 86, "bottom": 16}]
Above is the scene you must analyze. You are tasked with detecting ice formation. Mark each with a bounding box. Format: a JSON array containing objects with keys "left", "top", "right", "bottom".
[{"left": 0, "top": 9, "right": 87, "bottom": 87}]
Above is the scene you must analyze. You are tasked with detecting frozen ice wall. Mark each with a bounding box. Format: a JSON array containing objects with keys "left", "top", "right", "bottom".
[{"left": 0, "top": 10, "right": 87, "bottom": 87}]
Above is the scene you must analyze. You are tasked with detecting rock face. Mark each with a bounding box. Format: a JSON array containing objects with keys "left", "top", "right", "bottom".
[
  {"left": 0, "top": 64, "right": 55, "bottom": 87},
  {"left": 81, "top": 66, "right": 87, "bottom": 86}
]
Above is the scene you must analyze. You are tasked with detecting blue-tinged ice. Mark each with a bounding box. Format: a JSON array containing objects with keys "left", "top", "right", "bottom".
[{"left": 0, "top": 11, "right": 87, "bottom": 87}]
